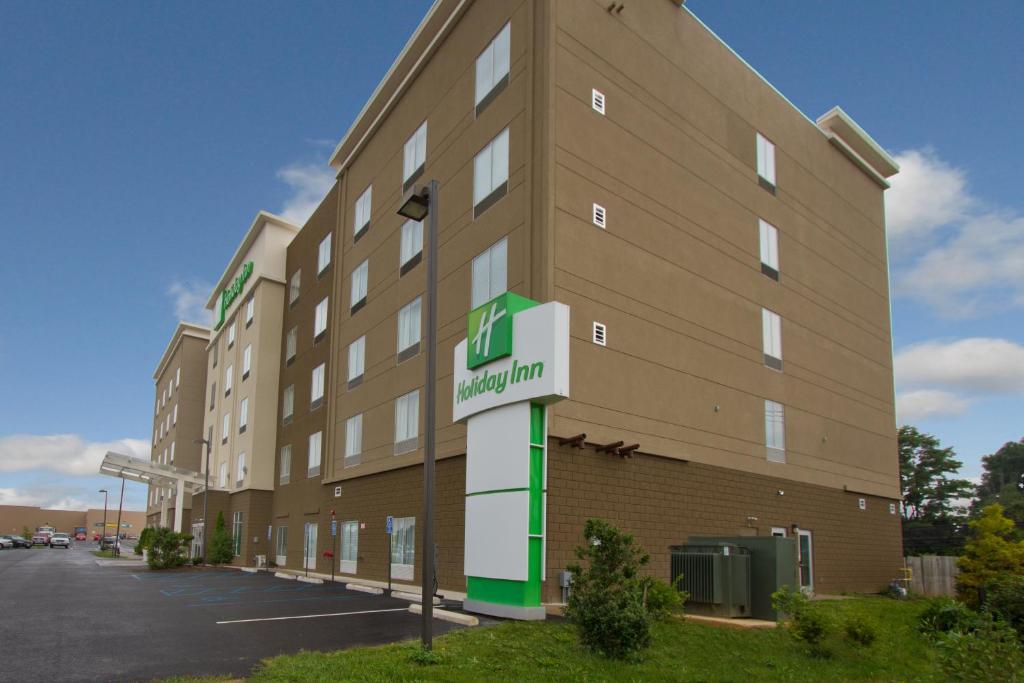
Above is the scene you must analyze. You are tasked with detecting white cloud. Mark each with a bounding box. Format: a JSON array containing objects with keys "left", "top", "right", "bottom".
[
  {"left": 896, "top": 389, "right": 972, "bottom": 422},
  {"left": 167, "top": 278, "right": 213, "bottom": 325},
  {"left": 0, "top": 434, "right": 149, "bottom": 476},
  {"left": 895, "top": 337, "right": 1024, "bottom": 393},
  {"left": 887, "top": 147, "right": 1024, "bottom": 317},
  {"left": 277, "top": 161, "right": 335, "bottom": 225}
]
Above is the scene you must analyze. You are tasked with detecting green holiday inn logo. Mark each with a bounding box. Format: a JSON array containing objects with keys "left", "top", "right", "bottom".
[
  {"left": 215, "top": 261, "right": 254, "bottom": 330},
  {"left": 465, "top": 292, "right": 537, "bottom": 369}
]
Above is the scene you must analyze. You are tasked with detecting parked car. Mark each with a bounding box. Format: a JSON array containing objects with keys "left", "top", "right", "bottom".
[
  {"left": 100, "top": 536, "right": 120, "bottom": 552},
  {"left": 31, "top": 532, "right": 51, "bottom": 546},
  {"left": 0, "top": 536, "right": 14, "bottom": 549},
  {"left": 49, "top": 533, "right": 71, "bottom": 549},
  {"left": 6, "top": 535, "right": 32, "bottom": 548}
]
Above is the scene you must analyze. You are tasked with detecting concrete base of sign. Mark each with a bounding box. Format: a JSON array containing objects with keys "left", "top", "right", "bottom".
[{"left": 463, "top": 598, "right": 546, "bottom": 621}]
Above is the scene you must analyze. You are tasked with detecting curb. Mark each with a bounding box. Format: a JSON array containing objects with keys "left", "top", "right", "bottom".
[
  {"left": 392, "top": 590, "right": 441, "bottom": 605},
  {"left": 408, "top": 603, "right": 479, "bottom": 627},
  {"left": 274, "top": 571, "right": 297, "bottom": 580},
  {"left": 297, "top": 576, "right": 324, "bottom": 584},
  {"left": 345, "top": 583, "right": 384, "bottom": 595}
]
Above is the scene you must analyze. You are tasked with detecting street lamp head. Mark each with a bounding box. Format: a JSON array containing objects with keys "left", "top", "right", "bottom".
[
  {"left": 397, "top": 188, "right": 430, "bottom": 221},
  {"left": 98, "top": 489, "right": 108, "bottom": 494}
]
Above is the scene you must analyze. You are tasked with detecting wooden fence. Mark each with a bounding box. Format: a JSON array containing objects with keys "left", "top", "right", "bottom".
[{"left": 906, "top": 555, "right": 958, "bottom": 596}]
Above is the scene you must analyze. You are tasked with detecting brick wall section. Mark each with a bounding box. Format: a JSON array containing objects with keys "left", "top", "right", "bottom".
[
  {"left": 544, "top": 441, "right": 904, "bottom": 602},
  {"left": 230, "top": 490, "right": 274, "bottom": 566}
]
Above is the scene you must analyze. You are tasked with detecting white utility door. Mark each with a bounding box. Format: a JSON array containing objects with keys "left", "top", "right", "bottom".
[
  {"left": 798, "top": 529, "right": 814, "bottom": 594},
  {"left": 303, "top": 522, "right": 318, "bottom": 570}
]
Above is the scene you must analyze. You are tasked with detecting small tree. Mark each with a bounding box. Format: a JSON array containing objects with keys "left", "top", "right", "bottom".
[
  {"left": 22, "top": 526, "right": 32, "bottom": 541},
  {"left": 565, "top": 519, "right": 653, "bottom": 659},
  {"left": 958, "top": 504, "right": 1024, "bottom": 603},
  {"left": 207, "top": 511, "right": 234, "bottom": 565}
]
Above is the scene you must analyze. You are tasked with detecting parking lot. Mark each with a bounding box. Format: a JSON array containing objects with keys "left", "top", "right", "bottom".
[{"left": 0, "top": 543, "right": 465, "bottom": 681}]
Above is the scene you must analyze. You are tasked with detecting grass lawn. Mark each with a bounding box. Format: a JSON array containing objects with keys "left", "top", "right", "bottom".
[{"left": 173, "top": 596, "right": 942, "bottom": 682}]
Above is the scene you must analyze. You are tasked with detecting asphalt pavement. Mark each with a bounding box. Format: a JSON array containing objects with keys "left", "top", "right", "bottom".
[{"left": 0, "top": 543, "right": 462, "bottom": 681}]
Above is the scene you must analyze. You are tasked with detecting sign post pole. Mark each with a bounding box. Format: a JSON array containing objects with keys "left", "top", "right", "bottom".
[
  {"left": 330, "top": 511, "right": 337, "bottom": 584},
  {"left": 385, "top": 515, "right": 393, "bottom": 597}
]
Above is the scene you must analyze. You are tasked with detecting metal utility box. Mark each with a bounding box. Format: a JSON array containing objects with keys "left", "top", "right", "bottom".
[
  {"left": 689, "top": 536, "right": 798, "bottom": 620},
  {"left": 670, "top": 543, "right": 751, "bottom": 618}
]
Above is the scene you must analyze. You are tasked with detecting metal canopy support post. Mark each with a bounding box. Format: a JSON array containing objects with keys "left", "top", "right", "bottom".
[{"left": 174, "top": 479, "right": 185, "bottom": 532}]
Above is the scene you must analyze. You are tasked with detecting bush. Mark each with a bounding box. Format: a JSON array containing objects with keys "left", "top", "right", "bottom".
[
  {"left": 958, "top": 504, "right": 1024, "bottom": 605},
  {"left": 565, "top": 519, "right": 653, "bottom": 659},
  {"left": 844, "top": 614, "right": 878, "bottom": 647},
  {"left": 986, "top": 574, "right": 1024, "bottom": 636},
  {"left": 771, "top": 586, "right": 831, "bottom": 653},
  {"left": 919, "top": 597, "right": 983, "bottom": 638},
  {"left": 644, "top": 577, "right": 685, "bottom": 621},
  {"left": 207, "top": 511, "right": 234, "bottom": 565},
  {"left": 146, "top": 528, "right": 193, "bottom": 570},
  {"left": 771, "top": 585, "right": 809, "bottom": 619},
  {"left": 935, "top": 612, "right": 1024, "bottom": 682},
  {"left": 192, "top": 556, "right": 204, "bottom": 566},
  {"left": 135, "top": 527, "right": 155, "bottom": 556}
]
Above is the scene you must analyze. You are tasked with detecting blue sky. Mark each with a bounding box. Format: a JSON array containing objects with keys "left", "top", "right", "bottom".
[{"left": 1, "top": 1, "right": 1021, "bottom": 510}]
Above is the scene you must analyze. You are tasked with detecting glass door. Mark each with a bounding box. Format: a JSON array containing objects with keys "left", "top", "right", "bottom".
[
  {"left": 798, "top": 529, "right": 814, "bottom": 593},
  {"left": 303, "top": 522, "right": 318, "bottom": 570}
]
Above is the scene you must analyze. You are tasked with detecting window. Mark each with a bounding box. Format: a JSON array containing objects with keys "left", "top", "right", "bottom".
[
  {"left": 153, "top": 429, "right": 157, "bottom": 445},
  {"left": 227, "top": 321, "right": 236, "bottom": 348},
  {"left": 403, "top": 121, "right": 427, "bottom": 190},
  {"left": 245, "top": 297, "right": 254, "bottom": 327},
  {"left": 390, "top": 516, "right": 415, "bottom": 578},
  {"left": 212, "top": 342, "right": 219, "bottom": 368},
  {"left": 172, "top": 403, "right": 177, "bottom": 425},
  {"left": 350, "top": 259, "right": 368, "bottom": 312},
  {"left": 341, "top": 521, "right": 359, "bottom": 573},
  {"left": 318, "top": 232, "right": 332, "bottom": 275},
  {"left": 473, "top": 128, "right": 509, "bottom": 215},
  {"left": 163, "top": 448, "right": 168, "bottom": 465},
  {"left": 308, "top": 431, "right": 322, "bottom": 477},
  {"left": 209, "top": 381, "right": 217, "bottom": 410},
  {"left": 348, "top": 336, "right": 365, "bottom": 386},
  {"left": 236, "top": 452, "right": 246, "bottom": 487},
  {"left": 759, "top": 219, "right": 780, "bottom": 279},
  {"left": 765, "top": 400, "right": 786, "bottom": 463},
  {"left": 289, "top": 270, "right": 301, "bottom": 306},
  {"left": 394, "top": 389, "right": 419, "bottom": 454},
  {"left": 756, "top": 132, "right": 776, "bottom": 189},
  {"left": 219, "top": 462, "right": 228, "bottom": 489},
  {"left": 285, "top": 326, "right": 297, "bottom": 364},
  {"left": 232, "top": 511, "right": 242, "bottom": 556},
  {"left": 475, "top": 22, "right": 510, "bottom": 113},
  {"left": 471, "top": 237, "right": 508, "bottom": 308},
  {"left": 397, "top": 297, "right": 422, "bottom": 361},
  {"left": 311, "top": 363, "right": 325, "bottom": 409},
  {"left": 170, "top": 441, "right": 175, "bottom": 463},
  {"left": 224, "top": 364, "right": 233, "bottom": 396},
  {"left": 314, "top": 297, "right": 328, "bottom": 340},
  {"left": 175, "top": 367, "right": 180, "bottom": 387},
  {"left": 762, "top": 308, "right": 783, "bottom": 370},
  {"left": 592, "top": 203, "right": 606, "bottom": 229},
  {"left": 282, "top": 385, "right": 294, "bottom": 422},
  {"left": 592, "top": 88, "right": 606, "bottom": 115},
  {"left": 593, "top": 322, "right": 607, "bottom": 346},
  {"left": 168, "top": 380, "right": 173, "bottom": 397},
  {"left": 239, "top": 397, "right": 248, "bottom": 433},
  {"left": 242, "top": 344, "right": 252, "bottom": 379},
  {"left": 276, "top": 525, "right": 288, "bottom": 566},
  {"left": 279, "top": 445, "right": 291, "bottom": 485},
  {"left": 222, "top": 412, "right": 231, "bottom": 444},
  {"left": 166, "top": 414, "right": 170, "bottom": 432},
  {"left": 399, "top": 219, "right": 423, "bottom": 275},
  {"left": 354, "top": 186, "right": 372, "bottom": 239},
  {"left": 155, "top": 399, "right": 159, "bottom": 416},
  {"left": 345, "top": 414, "right": 363, "bottom": 466}
]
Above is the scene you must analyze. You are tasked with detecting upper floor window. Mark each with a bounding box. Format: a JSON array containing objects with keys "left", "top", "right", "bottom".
[
  {"left": 354, "top": 186, "right": 372, "bottom": 240},
  {"left": 348, "top": 336, "right": 366, "bottom": 386},
  {"left": 399, "top": 219, "right": 423, "bottom": 275},
  {"left": 227, "top": 321, "right": 236, "bottom": 348},
  {"left": 175, "top": 367, "right": 180, "bottom": 387},
  {"left": 285, "top": 326, "right": 297, "bottom": 364},
  {"left": 219, "top": 461, "right": 228, "bottom": 489},
  {"left": 351, "top": 260, "right": 368, "bottom": 313},
  {"left": 308, "top": 431, "right": 322, "bottom": 477},
  {"left": 221, "top": 411, "right": 231, "bottom": 444},
  {"left": 471, "top": 237, "right": 508, "bottom": 309},
  {"left": 289, "top": 270, "right": 301, "bottom": 306},
  {"left": 345, "top": 414, "right": 363, "bottom": 466},
  {"left": 397, "top": 297, "right": 422, "bottom": 362},
  {"left": 239, "top": 397, "right": 249, "bottom": 433},
  {"left": 279, "top": 445, "right": 291, "bottom": 485},
  {"left": 765, "top": 399, "right": 785, "bottom": 463},
  {"left": 475, "top": 22, "right": 510, "bottom": 114},
  {"left": 756, "top": 132, "right": 776, "bottom": 190},
  {"left": 282, "top": 385, "right": 295, "bottom": 423},
  {"left": 245, "top": 297, "right": 254, "bottom": 327},
  {"left": 242, "top": 344, "right": 252, "bottom": 379},
  {"left": 172, "top": 404, "right": 178, "bottom": 425},
  {"left": 762, "top": 308, "right": 782, "bottom": 371},
  {"left": 212, "top": 342, "right": 219, "bottom": 368},
  {"left": 394, "top": 389, "right": 420, "bottom": 455},
  {"left": 224, "top": 364, "right": 233, "bottom": 396},
  {"left": 473, "top": 128, "right": 509, "bottom": 217},
  {"left": 759, "top": 219, "right": 779, "bottom": 280},
  {"left": 314, "top": 298, "right": 329, "bottom": 340},
  {"left": 318, "top": 232, "right": 332, "bottom": 275},
  {"left": 236, "top": 452, "right": 247, "bottom": 487},
  {"left": 209, "top": 381, "right": 217, "bottom": 410},
  {"left": 311, "top": 363, "right": 325, "bottom": 409},
  {"left": 403, "top": 121, "right": 427, "bottom": 191}
]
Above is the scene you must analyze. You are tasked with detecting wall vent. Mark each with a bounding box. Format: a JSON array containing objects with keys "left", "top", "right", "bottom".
[
  {"left": 592, "top": 88, "right": 606, "bottom": 115},
  {"left": 593, "top": 322, "right": 607, "bottom": 346},
  {"left": 334, "top": 486, "right": 342, "bottom": 498},
  {"left": 592, "top": 203, "right": 606, "bottom": 229},
  {"left": 858, "top": 498, "right": 866, "bottom": 510},
  {"left": 889, "top": 503, "right": 897, "bottom": 515}
]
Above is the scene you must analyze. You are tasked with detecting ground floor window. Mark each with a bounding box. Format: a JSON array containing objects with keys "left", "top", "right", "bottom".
[
  {"left": 303, "top": 522, "right": 318, "bottom": 570},
  {"left": 341, "top": 521, "right": 358, "bottom": 574},
  {"left": 275, "top": 526, "right": 288, "bottom": 567},
  {"left": 232, "top": 511, "right": 243, "bottom": 557},
  {"left": 390, "top": 516, "right": 415, "bottom": 581},
  {"left": 191, "top": 523, "right": 204, "bottom": 558}
]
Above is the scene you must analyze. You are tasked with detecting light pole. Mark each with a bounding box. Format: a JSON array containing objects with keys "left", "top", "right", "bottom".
[
  {"left": 398, "top": 180, "right": 438, "bottom": 650},
  {"left": 98, "top": 489, "right": 108, "bottom": 547},
  {"left": 194, "top": 438, "right": 212, "bottom": 562}
]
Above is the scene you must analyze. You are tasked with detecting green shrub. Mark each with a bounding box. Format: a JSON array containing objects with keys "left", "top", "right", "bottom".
[
  {"left": 644, "top": 577, "right": 685, "bottom": 621},
  {"left": 146, "top": 528, "right": 193, "bottom": 570},
  {"left": 771, "top": 586, "right": 831, "bottom": 653},
  {"left": 844, "top": 614, "right": 878, "bottom": 646},
  {"left": 986, "top": 574, "right": 1024, "bottom": 637},
  {"left": 207, "top": 511, "right": 234, "bottom": 565},
  {"left": 565, "top": 519, "right": 653, "bottom": 659},
  {"left": 919, "top": 597, "right": 982, "bottom": 638},
  {"left": 135, "top": 527, "right": 155, "bottom": 555},
  {"left": 935, "top": 612, "right": 1024, "bottom": 682},
  {"left": 771, "top": 585, "right": 809, "bottom": 620},
  {"left": 191, "top": 555, "right": 203, "bottom": 566},
  {"left": 958, "top": 504, "right": 1024, "bottom": 606}
]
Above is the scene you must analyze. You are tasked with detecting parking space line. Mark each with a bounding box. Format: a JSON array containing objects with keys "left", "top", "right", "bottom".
[{"left": 216, "top": 607, "right": 409, "bottom": 625}]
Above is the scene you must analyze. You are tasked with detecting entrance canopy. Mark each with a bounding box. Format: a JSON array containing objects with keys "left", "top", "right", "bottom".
[{"left": 99, "top": 451, "right": 213, "bottom": 532}]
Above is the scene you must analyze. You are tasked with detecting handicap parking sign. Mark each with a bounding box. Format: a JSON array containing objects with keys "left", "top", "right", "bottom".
[
  {"left": 330, "top": 519, "right": 337, "bottom": 537},
  {"left": 385, "top": 516, "right": 394, "bottom": 535}
]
